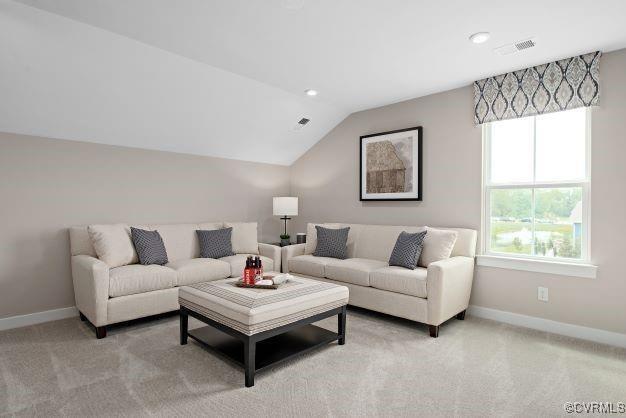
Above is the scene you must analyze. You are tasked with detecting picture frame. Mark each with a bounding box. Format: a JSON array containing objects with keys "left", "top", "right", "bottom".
[{"left": 359, "top": 126, "right": 422, "bottom": 201}]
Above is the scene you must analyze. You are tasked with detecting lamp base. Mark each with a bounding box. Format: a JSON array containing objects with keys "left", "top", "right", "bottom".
[{"left": 280, "top": 216, "right": 291, "bottom": 238}]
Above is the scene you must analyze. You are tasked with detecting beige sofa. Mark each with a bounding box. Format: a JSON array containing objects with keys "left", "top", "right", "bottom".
[
  {"left": 282, "top": 223, "right": 477, "bottom": 337},
  {"left": 69, "top": 222, "right": 280, "bottom": 338}
]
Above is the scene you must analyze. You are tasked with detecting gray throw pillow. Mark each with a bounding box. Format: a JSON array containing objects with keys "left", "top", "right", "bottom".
[
  {"left": 131, "top": 227, "right": 169, "bottom": 265},
  {"left": 313, "top": 226, "right": 350, "bottom": 259},
  {"left": 389, "top": 230, "right": 427, "bottom": 270},
  {"left": 197, "top": 228, "right": 235, "bottom": 259}
]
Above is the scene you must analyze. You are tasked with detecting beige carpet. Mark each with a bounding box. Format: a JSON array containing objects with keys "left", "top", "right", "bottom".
[{"left": 1, "top": 308, "right": 625, "bottom": 417}]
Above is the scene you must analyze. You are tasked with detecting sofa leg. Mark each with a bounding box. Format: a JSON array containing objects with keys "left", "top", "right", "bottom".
[
  {"left": 95, "top": 326, "right": 107, "bottom": 339},
  {"left": 79, "top": 312, "right": 87, "bottom": 322},
  {"left": 456, "top": 310, "right": 466, "bottom": 320},
  {"left": 429, "top": 325, "right": 439, "bottom": 338}
]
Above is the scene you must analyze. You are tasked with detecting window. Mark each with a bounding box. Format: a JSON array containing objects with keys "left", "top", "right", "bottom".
[{"left": 483, "top": 107, "right": 590, "bottom": 262}]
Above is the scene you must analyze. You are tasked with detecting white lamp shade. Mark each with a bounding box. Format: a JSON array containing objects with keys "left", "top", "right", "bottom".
[{"left": 273, "top": 197, "right": 298, "bottom": 216}]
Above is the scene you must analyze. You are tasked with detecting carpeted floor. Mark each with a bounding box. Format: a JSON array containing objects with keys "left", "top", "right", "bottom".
[{"left": 1, "top": 308, "right": 625, "bottom": 417}]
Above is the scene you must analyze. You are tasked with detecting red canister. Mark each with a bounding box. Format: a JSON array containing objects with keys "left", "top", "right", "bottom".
[
  {"left": 243, "top": 256, "right": 255, "bottom": 285},
  {"left": 254, "top": 256, "right": 262, "bottom": 282}
]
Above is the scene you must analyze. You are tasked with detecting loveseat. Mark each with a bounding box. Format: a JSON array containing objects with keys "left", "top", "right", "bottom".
[
  {"left": 69, "top": 222, "right": 280, "bottom": 338},
  {"left": 282, "top": 223, "right": 477, "bottom": 337}
]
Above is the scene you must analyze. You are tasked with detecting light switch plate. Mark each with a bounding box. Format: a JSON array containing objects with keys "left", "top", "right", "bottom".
[{"left": 538, "top": 286, "right": 549, "bottom": 302}]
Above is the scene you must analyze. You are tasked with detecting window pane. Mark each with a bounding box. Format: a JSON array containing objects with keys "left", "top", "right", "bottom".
[
  {"left": 535, "top": 108, "right": 586, "bottom": 182},
  {"left": 534, "top": 187, "right": 582, "bottom": 259},
  {"left": 489, "top": 117, "right": 534, "bottom": 183},
  {"left": 489, "top": 188, "right": 532, "bottom": 255}
]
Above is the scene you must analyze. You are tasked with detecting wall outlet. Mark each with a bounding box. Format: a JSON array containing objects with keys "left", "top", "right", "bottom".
[{"left": 538, "top": 287, "right": 549, "bottom": 302}]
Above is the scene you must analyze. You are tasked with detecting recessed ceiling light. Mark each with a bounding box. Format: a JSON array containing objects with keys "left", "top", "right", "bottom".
[
  {"left": 469, "top": 32, "right": 490, "bottom": 44},
  {"left": 304, "top": 89, "right": 318, "bottom": 96}
]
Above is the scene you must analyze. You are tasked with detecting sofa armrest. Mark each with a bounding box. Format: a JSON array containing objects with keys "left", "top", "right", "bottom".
[
  {"left": 281, "top": 243, "right": 306, "bottom": 273},
  {"left": 258, "top": 243, "right": 282, "bottom": 273},
  {"left": 426, "top": 256, "right": 475, "bottom": 326},
  {"left": 71, "top": 255, "right": 110, "bottom": 327}
]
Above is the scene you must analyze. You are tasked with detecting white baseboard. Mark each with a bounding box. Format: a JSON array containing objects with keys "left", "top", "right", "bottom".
[
  {"left": 2, "top": 304, "right": 625, "bottom": 349},
  {"left": 0, "top": 306, "right": 78, "bottom": 331},
  {"left": 468, "top": 305, "right": 626, "bottom": 349}
]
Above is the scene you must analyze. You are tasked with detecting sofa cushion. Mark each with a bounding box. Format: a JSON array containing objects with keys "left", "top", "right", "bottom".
[
  {"left": 449, "top": 228, "right": 478, "bottom": 258},
  {"left": 197, "top": 228, "right": 235, "bottom": 259},
  {"left": 355, "top": 225, "right": 425, "bottom": 261},
  {"left": 224, "top": 222, "right": 258, "bottom": 254},
  {"left": 313, "top": 226, "right": 350, "bottom": 259},
  {"left": 304, "top": 223, "right": 342, "bottom": 254},
  {"left": 418, "top": 227, "right": 458, "bottom": 267},
  {"left": 148, "top": 223, "right": 200, "bottom": 262},
  {"left": 131, "top": 227, "right": 169, "bottom": 265},
  {"left": 88, "top": 224, "right": 138, "bottom": 268},
  {"left": 288, "top": 254, "right": 337, "bottom": 278},
  {"left": 198, "top": 222, "right": 223, "bottom": 231},
  {"left": 388, "top": 231, "right": 427, "bottom": 270},
  {"left": 166, "top": 258, "right": 231, "bottom": 286},
  {"left": 370, "top": 266, "right": 428, "bottom": 298},
  {"left": 109, "top": 264, "right": 176, "bottom": 297},
  {"left": 69, "top": 226, "right": 97, "bottom": 257},
  {"left": 220, "top": 254, "right": 274, "bottom": 278},
  {"left": 304, "top": 223, "right": 361, "bottom": 258},
  {"left": 325, "top": 258, "right": 388, "bottom": 287}
]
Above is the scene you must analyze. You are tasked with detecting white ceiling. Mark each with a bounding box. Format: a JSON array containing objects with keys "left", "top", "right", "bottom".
[
  {"left": 3, "top": 0, "right": 626, "bottom": 164},
  {"left": 0, "top": 0, "right": 346, "bottom": 165}
]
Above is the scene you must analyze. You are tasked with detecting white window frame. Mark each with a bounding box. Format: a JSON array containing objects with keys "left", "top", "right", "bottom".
[{"left": 479, "top": 108, "right": 597, "bottom": 278}]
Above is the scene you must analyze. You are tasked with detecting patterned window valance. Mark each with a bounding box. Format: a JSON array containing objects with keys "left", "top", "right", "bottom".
[{"left": 474, "top": 51, "right": 601, "bottom": 125}]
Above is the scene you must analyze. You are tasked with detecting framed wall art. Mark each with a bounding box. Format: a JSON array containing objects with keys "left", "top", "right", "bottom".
[{"left": 359, "top": 126, "right": 422, "bottom": 201}]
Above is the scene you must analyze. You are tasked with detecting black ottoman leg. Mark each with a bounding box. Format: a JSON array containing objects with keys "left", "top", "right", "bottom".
[
  {"left": 338, "top": 305, "right": 347, "bottom": 345},
  {"left": 180, "top": 308, "right": 188, "bottom": 345},
  {"left": 244, "top": 338, "right": 256, "bottom": 387}
]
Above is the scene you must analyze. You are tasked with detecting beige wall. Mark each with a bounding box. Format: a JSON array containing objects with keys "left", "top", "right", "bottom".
[
  {"left": 2, "top": 50, "right": 625, "bottom": 335},
  {"left": 290, "top": 48, "right": 626, "bottom": 335},
  {"left": 0, "top": 133, "right": 290, "bottom": 319}
]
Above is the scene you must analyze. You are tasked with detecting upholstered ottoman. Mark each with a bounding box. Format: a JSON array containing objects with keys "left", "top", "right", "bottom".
[{"left": 178, "top": 274, "right": 349, "bottom": 387}]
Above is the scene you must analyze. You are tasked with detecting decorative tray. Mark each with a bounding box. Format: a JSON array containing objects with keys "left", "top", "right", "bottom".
[
  {"left": 235, "top": 281, "right": 279, "bottom": 290},
  {"left": 235, "top": 274, "right": 281, "bottom": 289}
]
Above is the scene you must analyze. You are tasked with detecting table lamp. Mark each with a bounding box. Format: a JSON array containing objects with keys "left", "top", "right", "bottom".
[{"left": 273, "top": 197, "right": 298, "bottom": 245}]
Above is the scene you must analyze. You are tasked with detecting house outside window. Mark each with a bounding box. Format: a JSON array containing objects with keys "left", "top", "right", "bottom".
[{"left": 482, "top": 107, "right": 590, "bottom": 262}]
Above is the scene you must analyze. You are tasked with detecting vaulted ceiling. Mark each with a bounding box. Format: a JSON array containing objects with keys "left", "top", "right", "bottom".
[{"left": 2, "top": 0, "right": 626, "bottom": 164}]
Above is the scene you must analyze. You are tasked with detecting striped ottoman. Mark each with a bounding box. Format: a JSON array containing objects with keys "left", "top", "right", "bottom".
[{"left": 178, "top": 274, "right": 349, "bottom": 387}]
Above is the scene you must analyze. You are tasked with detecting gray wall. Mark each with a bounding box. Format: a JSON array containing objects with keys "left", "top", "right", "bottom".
[
  {"left": 0, "top": 134, "right": 290, "bottom": 319},
  {"left": 290, "top": 48, "right": 626, "bottom": 335}
]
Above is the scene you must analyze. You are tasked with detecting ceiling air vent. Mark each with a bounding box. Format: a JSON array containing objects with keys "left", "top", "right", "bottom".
[
  {"left": 292, "top": 117, "right": 310, "bottom": 131},
  {"left": 515, "top": 39, "right": 535, "bottom": 51},
  {"left": 494, "top": 38, "right": 536, "bottom": 56}
]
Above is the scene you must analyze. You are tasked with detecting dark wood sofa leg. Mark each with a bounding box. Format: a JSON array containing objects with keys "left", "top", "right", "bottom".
[
  {"left": 95, "top": 326, "right": 107, "bottom": 339},
  {"left": 79, "top": 312, "right": 87, "bottom": 322},
  {"left": 429, "top": 325, "right": 439, "bottom": 338},
  {"left": 456, "top": 310, "right": 466, "bottom": 320}
]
